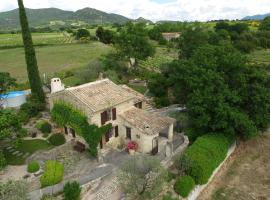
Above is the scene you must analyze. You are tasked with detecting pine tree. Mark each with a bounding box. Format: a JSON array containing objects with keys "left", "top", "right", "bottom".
[{"left": 17, "top": 0, "right": 45, "bottom": 103}]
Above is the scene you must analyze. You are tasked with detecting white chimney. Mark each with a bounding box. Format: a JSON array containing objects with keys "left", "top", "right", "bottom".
[{"left": 51, "top": 78, "right": 65, "bottom": 94}]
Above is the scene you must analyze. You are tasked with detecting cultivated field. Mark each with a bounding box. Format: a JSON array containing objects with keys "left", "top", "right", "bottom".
[
  {"left": 0, "top": 42, "right": 112, "bottom": 82},
  {"left": 198, "top": 130, "right": 270, "bottom": 200}
]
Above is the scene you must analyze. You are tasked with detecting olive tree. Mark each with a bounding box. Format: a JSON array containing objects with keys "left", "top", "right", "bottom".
[{"left": 117, "top": 155, "right": 167, "bottom": 200}]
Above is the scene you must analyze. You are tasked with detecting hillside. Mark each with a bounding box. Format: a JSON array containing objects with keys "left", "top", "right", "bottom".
[
  {"left": 0, "top": 7, "right": 131, "bottom": 29},
  {"left": 243, "top": 13, "right": 270, "bottom": 20}
]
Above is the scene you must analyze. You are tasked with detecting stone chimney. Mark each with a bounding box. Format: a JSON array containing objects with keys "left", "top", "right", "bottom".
[{"left": 51, "top": 78, "right": 65, "bottom": 94}]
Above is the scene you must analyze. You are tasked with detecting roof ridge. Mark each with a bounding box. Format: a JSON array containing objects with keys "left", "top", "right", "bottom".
[{"left": 66, "top": 78, "right": 110, "bottom": 91}]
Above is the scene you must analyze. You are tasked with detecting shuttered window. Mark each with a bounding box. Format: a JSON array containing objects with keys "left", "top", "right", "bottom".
[{"left": 101, "top": 111, "right": 108, "bottom": 125}]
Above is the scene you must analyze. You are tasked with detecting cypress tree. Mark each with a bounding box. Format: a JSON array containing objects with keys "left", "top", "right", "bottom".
[{"left": 17, "top": 0, "right": 45, "bottom": 103}]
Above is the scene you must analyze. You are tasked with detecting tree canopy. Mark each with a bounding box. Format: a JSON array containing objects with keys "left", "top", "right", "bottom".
[
  {"left": 259, "top": 16, "right": 270, "bottom": 31},
  {"left": 114, "top": 22, "right": 155, "bottom": 63},
  {"left": 0, "top": 72, "right": 16, "bottom": 95},
  {"left": 149, "top": 44, "right": 270, "bottom": 141}
]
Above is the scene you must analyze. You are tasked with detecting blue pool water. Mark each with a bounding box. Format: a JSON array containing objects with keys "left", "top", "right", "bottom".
[{"left": 0, "top": 91, "right": 26, "bottom": 99}]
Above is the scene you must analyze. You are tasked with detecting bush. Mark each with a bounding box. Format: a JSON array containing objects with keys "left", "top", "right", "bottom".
[
  {"left": 36, "top": 120, "right": 52, "bottom": 134},
  {"left": 182, "top": 134, "right": 231, "bottom": 184},
  {"left": 19, "top": 100, "right": 45, "bottom": 123},
  {"left": 40, "top": 161, "right": 64, "bottom": 187},
  {"left": 63, "top": 181, "right": 81, "bottom": 200},
  {"left": 0, "top": 151, "right": 7, "bottom": 170},
  {"left": 27, "top": 161, "right": 40, "bottom": 173},
  {"left": 174, "top": 176, "right": 195, "bottom": 198},
  {"left": 163, "top": 194, "right": 178, "bottom": 200},
  {"left": 48, "top": 134, "right": 66, "bottom": 146}
]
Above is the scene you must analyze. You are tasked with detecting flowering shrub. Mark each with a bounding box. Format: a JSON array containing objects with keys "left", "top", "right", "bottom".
[{"left": 127, "top": 141, "right": 138, "bottom": 151}]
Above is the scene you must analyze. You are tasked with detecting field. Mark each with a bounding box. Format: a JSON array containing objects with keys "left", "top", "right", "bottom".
[
  {"left": 249, "top": 49, "right": 270, "bottom": 65},
  {"left": 0, "top": 33, "right": 70, "bottom": 48},
  {"left": 198, "top": 130, "right": 270, "bottom": 200},
  {"left": 0, "top": 42, "right": 112, "bottom": 82}
]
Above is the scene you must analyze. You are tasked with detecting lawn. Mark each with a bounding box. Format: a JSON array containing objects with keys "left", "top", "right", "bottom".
[
  {"left": 3, "top": 139, "right": 52, "bottom": 165},
  {"left": 249, "top": 49, "right": 270, "bottom": 65},
  {"left": 0, "top": 42, "right": 113, "bottom": 82}
]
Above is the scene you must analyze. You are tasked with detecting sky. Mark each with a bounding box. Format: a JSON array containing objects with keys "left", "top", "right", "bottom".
[{"left": 0, "top": 0, "right": 270, "bottom": 22}]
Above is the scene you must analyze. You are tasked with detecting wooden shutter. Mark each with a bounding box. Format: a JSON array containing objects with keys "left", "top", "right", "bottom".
[
  {"left": 112, "top": 108, "right": 117, "bottom": 120},
  {"left": 101, "top": 111, "right": 108, "bottom": 125},
  {"left": 115, "top": 126, "right": 119, "bottom": 137}
]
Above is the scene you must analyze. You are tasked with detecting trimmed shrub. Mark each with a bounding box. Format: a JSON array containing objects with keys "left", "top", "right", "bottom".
[
  {"left": 63, "top": 181, "right": 81, "bottom": 200},
  {"left": 40, "top": 161, "right": 64, "bottom": 187},
  {"left": 174, "top": 176, "right": 195, "bottom": 198},
  {"left": 27, "top": 161, "right": 40, "bottom": 173},
  {"left": 182, "top": 134, "right": 231, "bottom": 184},
  {"left": 36, "top": 120, "right": 52, "bottom": 134},
  {"left": 48, "top": 134, "right": 66, "bottom": 146},
  {"left": 19, "top": 100, "right": 45, "bottom": 124},
  {"left": 0, "top": 151, "right": 7, "bottom": 170}
]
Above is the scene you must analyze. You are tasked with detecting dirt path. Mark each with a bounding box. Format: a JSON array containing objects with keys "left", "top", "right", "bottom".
[{"left": 198, "top": 131, "right": 270, "bottom": 200}]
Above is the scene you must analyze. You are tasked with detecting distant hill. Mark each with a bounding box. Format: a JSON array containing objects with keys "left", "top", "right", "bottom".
[
  {"left": 243, "top": 13, "right": 270, "bottom": 20},
  {"left": 0, "top": 7, "right": 131, "bottom": 29},
  {"left": 134, "top": 17, "right": 153, "bottom": 24}
]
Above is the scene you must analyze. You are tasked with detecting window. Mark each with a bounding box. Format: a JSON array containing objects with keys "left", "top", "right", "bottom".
[
  {"left": 101, "top": 108, "right": 116, "bottom": 125},
  {"left": 136, "top": 134, "right": 140, "bottom": 139},
  {"left": 126, "top": 127, "right": 131, "bottom": 140}
]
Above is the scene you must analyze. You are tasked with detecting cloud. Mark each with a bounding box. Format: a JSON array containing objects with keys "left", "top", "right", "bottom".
[{"left": 1, "top": 0, "right": 270, "bottom": 21}]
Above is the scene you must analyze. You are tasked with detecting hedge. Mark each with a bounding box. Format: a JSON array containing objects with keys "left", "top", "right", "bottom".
[
  {"left": 27, "top": 161, "right": 40, "bottom": 173},
  {"left": 51, "top": 102, "right": 111, "bottom": 157},
  {"left": 0, "top": 151, "right": 7, "bottom": 170},
  {"left": 36, "top": 120, "right": 52, "bottom": 134},
  {"left": 40, "top": 161, "right": 64, "bottom": 187},
  {"left": 48, "top": 134, "right": 66, "bottom": 146},
  {"left": 63, "top": 181, "right": 81, "bottom": 200},
  {"left": 174, "top": 176, "right": 195, "bottom": 198},
  {"left": 182, "top": 134, "right": 231, "bottom": 184}
]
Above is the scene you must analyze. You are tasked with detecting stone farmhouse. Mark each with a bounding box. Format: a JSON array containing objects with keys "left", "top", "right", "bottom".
[
  {"left": 161, "top": 32, "right": 181, "bottom": 41},
  {"left": 49, "top": 78, "right": 176, "bottom": 155}
]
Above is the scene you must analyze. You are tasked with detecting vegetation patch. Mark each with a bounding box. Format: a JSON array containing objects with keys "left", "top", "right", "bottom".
[
  {"left": 180, "top": 134, "right": 231, "bottom": 184},
  {"left": 48, "top": 134, "right": 66, "bottom": 146},
  {"left": 63, "top": 181, "right": 81, "bottom": 200},
  {"left": 27, "top": 161, "right": 40, "bottom": 173},
  {"left": 51, "top": 102, "right": 111, "bottom": 157},
  {"left": 40, "top": 160, "right": 64, "bottom": 187},
  {"left": 174, "top": 176, "right": 195, "bottom": 198},
  {"left": 36, "top": 120, "right": 52, "bottom": 134}
]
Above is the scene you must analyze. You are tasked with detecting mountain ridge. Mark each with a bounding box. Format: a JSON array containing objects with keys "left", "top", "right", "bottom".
[
  {"left": 242, "top": 13, "right": 270, "bottom": 20},
  {"left": 0, "top": 7, "right": 133, "bottom": 29}
]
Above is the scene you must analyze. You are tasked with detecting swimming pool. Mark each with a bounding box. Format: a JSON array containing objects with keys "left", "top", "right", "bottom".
[{"left": 0, "top": 91, "right": 29, "bottom": 108}]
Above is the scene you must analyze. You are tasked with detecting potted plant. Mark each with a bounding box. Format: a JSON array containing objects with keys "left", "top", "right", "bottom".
[{"left": 127, "top": 141, "right": 138, "bottom": 155}]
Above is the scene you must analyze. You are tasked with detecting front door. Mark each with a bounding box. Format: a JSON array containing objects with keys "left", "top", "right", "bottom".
[{"left": 126, "top": 127, "right": 131, "bottom": 140}]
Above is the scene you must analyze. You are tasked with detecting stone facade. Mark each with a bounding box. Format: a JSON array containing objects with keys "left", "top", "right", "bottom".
[{"left": 49, "top": 79, "right": 175, "bottom": 155}]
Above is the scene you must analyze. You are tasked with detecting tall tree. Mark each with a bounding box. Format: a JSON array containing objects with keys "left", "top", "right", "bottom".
[
  {"left": 17, "top": 0, "right": 45, "bottom": 102},
  {"left": 114, "top": 22, "right": 155, "bottom": 66}
]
